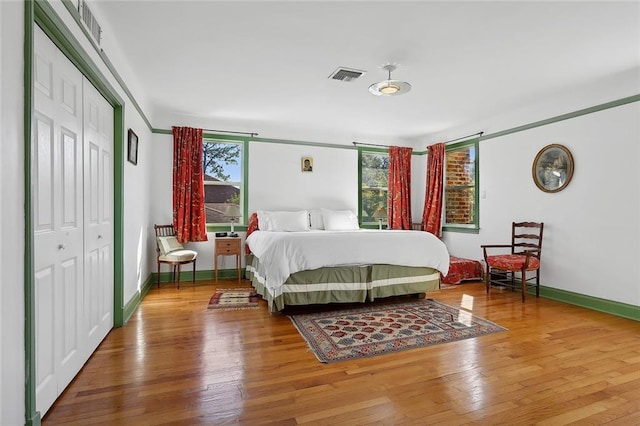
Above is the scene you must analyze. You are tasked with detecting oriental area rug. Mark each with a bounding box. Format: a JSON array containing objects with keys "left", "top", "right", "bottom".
[
  {"left": 289, "top": 299, "right": 506, "bottom": 363},
  {"left": 207, "top": 288, "right": 260, "bottom": 311}
]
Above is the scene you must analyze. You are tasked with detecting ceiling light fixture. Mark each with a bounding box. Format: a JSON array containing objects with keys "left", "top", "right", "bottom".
[{"left": 368, "top": 64, "right": 411, "bottom": 96}]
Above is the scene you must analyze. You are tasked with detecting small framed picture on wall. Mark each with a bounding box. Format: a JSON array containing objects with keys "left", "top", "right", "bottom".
[
  {"left": 301, "top": 156, "right": 313, "bottom": 172},
  {"left": 127, "top": 129, "right": 138, "bottom": 165}
]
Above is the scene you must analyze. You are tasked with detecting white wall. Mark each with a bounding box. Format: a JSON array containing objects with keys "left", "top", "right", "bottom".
[
  {"left": 147, "top": 133, "right": 174, "bottom": 273},
  {"left": 123, "top": 119, "right": 153, "bottom": 303},
  {"left": 442, "top": 102, "right": 640, "bottom": 307},
  {"left": 0, "top": 2, "right": 25, "bottom": 424},
  {"left": 148, "top": 134, "right": 173, "bottom": 226},
  {"left": 248, "top": 142, "right": 358, "bottom": 212}
]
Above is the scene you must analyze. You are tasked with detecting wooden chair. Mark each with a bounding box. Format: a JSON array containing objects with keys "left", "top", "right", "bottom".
[
  {"left": 154, "top": 224, "right": 198, "bottom": 289},
  {"left": 481, "top": 222, "right": 544, "bottom": 302}
]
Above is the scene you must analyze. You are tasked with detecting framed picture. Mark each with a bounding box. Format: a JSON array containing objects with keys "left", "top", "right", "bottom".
[
  {"left": 127, "top": 129, "right": 138, "bottom": 165},
  {"left": 301, "top": 156, "right": 313, "bottom": 172},
  {"left": 532, "top": 144, "right": 574, "bottom": 193}
]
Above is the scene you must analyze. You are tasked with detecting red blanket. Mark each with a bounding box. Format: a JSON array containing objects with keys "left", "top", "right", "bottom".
[{"left": 442, "top": 256, "right": 483, "bottom": 284}]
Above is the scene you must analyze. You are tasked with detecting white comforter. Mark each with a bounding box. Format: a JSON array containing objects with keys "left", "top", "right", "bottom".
[{"left": 246, "top": 229, "right": 450, "bottom": 294}]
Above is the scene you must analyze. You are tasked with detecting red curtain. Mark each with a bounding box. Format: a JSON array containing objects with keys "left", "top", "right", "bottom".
[
  {"left": 422, "top": 143, "right": 445, "bottom": 237},
  {"left": 172, "top": 126, "right": 208, "bottom": 243},
  {"left": 388, "top": 146, "right": 413, "bottom": 230}
]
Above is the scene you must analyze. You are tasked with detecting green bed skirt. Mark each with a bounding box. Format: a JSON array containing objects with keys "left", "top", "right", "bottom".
[{"left": 245, "top": 254, "right": 441, "bottom": 312}]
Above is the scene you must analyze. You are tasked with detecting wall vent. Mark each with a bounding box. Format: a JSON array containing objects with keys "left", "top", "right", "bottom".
[
  {"left": 79, "top": 0, "right": 102, "bottom": 45},
  {"left": 328, "top": 67, "right": 366, "bottom": 82}
]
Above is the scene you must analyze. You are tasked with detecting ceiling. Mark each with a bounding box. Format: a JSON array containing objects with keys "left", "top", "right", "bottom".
[{"left": 90, "top": 1, "right": 640, "bottom": 144}]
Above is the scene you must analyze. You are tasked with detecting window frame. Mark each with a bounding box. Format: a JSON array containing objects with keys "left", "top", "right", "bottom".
[
  {"left": 358, "top": 147, "right": 389, "bottom": 228},
  {"left": 442, "top": 138, "right": 480, "bottom": 234},
  {"left": 202, "top": 136, "right": 249, "bottom": 231}
]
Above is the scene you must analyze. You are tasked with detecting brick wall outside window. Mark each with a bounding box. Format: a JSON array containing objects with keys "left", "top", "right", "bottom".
[{"left": 445, "top": 149, "right": 475, "bottom": 224}]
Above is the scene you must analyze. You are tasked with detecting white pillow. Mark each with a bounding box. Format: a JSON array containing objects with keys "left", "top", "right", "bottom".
[
  {"left": 257, "top": 210, "right": 310, "bottom": 232},
  {"left": 321, "top": 209, "right": 360, "bottom": 231},
  {"left": 308, "top": 208, "right": 325, "bottom": 230},
  {"left": 257, "top": 210, "right": 273, "bottom": 230},
  {"left": 157, "top": 236, "right": 184, "bottom": 255}
]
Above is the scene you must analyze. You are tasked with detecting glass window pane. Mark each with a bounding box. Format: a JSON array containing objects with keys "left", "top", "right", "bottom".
[
  {"left": 445, "top": 187, "right": 475, "bottom": 225},
  {"left": 444, "top": 142, "right": 478, "bottom": 228},
  {"left": 362, "top": 153, "right": 389, "bottom": 189},
  {"left": 203, "top": 142, "right": 241, "bottom": 182},
  {"left": 446, "top": 147, "right": 475, "bottom": 187},
  {"left": 203, "top": 140, "right": 243, "bottom": 225},
  {"left": 362, "top": 188, "right": 387, "bottom": 219},
  {"left": 361, "top": 152, "right": 389, "bottom": 223},
  {"left": 204, "top": 185, "right": 241, "bottom": 224}
]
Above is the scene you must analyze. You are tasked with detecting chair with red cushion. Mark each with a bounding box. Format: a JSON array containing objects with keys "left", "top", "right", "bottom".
[{"left": 481, "top": 222, "right": 544, "bottom": 302}]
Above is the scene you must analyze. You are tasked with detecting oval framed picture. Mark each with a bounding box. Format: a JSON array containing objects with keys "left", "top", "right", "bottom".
[{"left": 532, "top": 144, "right": 574, "bottom": 193}]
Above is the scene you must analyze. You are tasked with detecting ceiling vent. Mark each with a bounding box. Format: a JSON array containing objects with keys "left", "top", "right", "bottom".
[
  {"left": 328, "top": 67, "right": 366, "bottom": 82},
  {"left": 79, "top": 0, "right": 102, "bottom": 45}
]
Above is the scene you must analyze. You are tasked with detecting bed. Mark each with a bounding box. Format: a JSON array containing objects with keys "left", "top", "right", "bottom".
[{"left": 244, "top": 209, "right": 450, "bottom": 312}]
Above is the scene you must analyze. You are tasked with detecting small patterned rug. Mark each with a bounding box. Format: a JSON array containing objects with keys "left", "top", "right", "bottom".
[
  {"left": 290, "top": 299, "right": 506, "bottom": 363},
  {"left": 207, "top": 288, "right": 260, "bottom": 310}
]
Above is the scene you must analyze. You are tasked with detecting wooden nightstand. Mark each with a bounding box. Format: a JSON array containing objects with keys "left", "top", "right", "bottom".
[{"left": 214, "top": 237, "right": 241, "bottom": 283}]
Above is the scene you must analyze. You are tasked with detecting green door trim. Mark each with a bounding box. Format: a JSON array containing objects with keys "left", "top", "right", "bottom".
[
  {"left": 24, "top": 1, "right": 37, "bottom": 424},
  {"left": 25, "top": 1, "right": 126, "bottom": 424}
]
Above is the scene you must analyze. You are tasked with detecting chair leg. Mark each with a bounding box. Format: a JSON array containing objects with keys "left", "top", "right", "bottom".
[
  {"left": 176, "top": 265, "right": 181, "bottom": 289},
  {"left": 192, "top": 259, "right": 197, "bottom": 285},
  {"left": 536, "top": 270, "right": 540, "bottom": 297},
  {"left": 157, "top": 261, "right": 161, "bottom": 288},
  {"left": 521, "top": 268, "right": 526, "bottom": 303},
  {"left": 485, "top": 267, "right": 491, "bottom": 295}
]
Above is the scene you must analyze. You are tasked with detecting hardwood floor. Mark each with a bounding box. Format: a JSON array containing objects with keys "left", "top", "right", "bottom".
[{"left": 42, "top": 280, "right": 640, "bottom": 425}]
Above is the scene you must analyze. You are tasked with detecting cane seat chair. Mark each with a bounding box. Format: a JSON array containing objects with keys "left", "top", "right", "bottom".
[
  {"left": 154, "top": 224, "right": 198, "bottom": 289},
  {"left": 481, "top": 222, "right": 544, "bottom": 302}
]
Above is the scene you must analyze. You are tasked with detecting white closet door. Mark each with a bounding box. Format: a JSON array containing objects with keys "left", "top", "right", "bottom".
[
  {"left": 83, "top": 79, "right": 114, "bottom": 354},
  {"left": 33, "top": 25, "right": 115, "bottom": 417},
  {"left": 33, "top": 26, "right": 85, "bottom": 415}
]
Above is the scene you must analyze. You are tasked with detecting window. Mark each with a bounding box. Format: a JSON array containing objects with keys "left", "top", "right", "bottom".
[
  {"left": 203, "top": 139, "right": 245, "bottom": 226},
  {"left": 443, "top": 139, "right": 479, "bottom": 232},
  {"left": 359, "top": 150, "right": 389, "bottom": 226}
]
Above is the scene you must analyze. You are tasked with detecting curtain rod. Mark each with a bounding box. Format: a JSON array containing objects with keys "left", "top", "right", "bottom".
[
  {"left": 201, "top": 128, "right": 258, "bottom": 137},
  {"left": 351, "top": 141, "right": 391, "bottom": 148},
  {"left": 443, "top": 131, "right": 484, "bottom": 144},
  {"left": 352, "top": 131, "right": 484, "bottom": 149}
]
